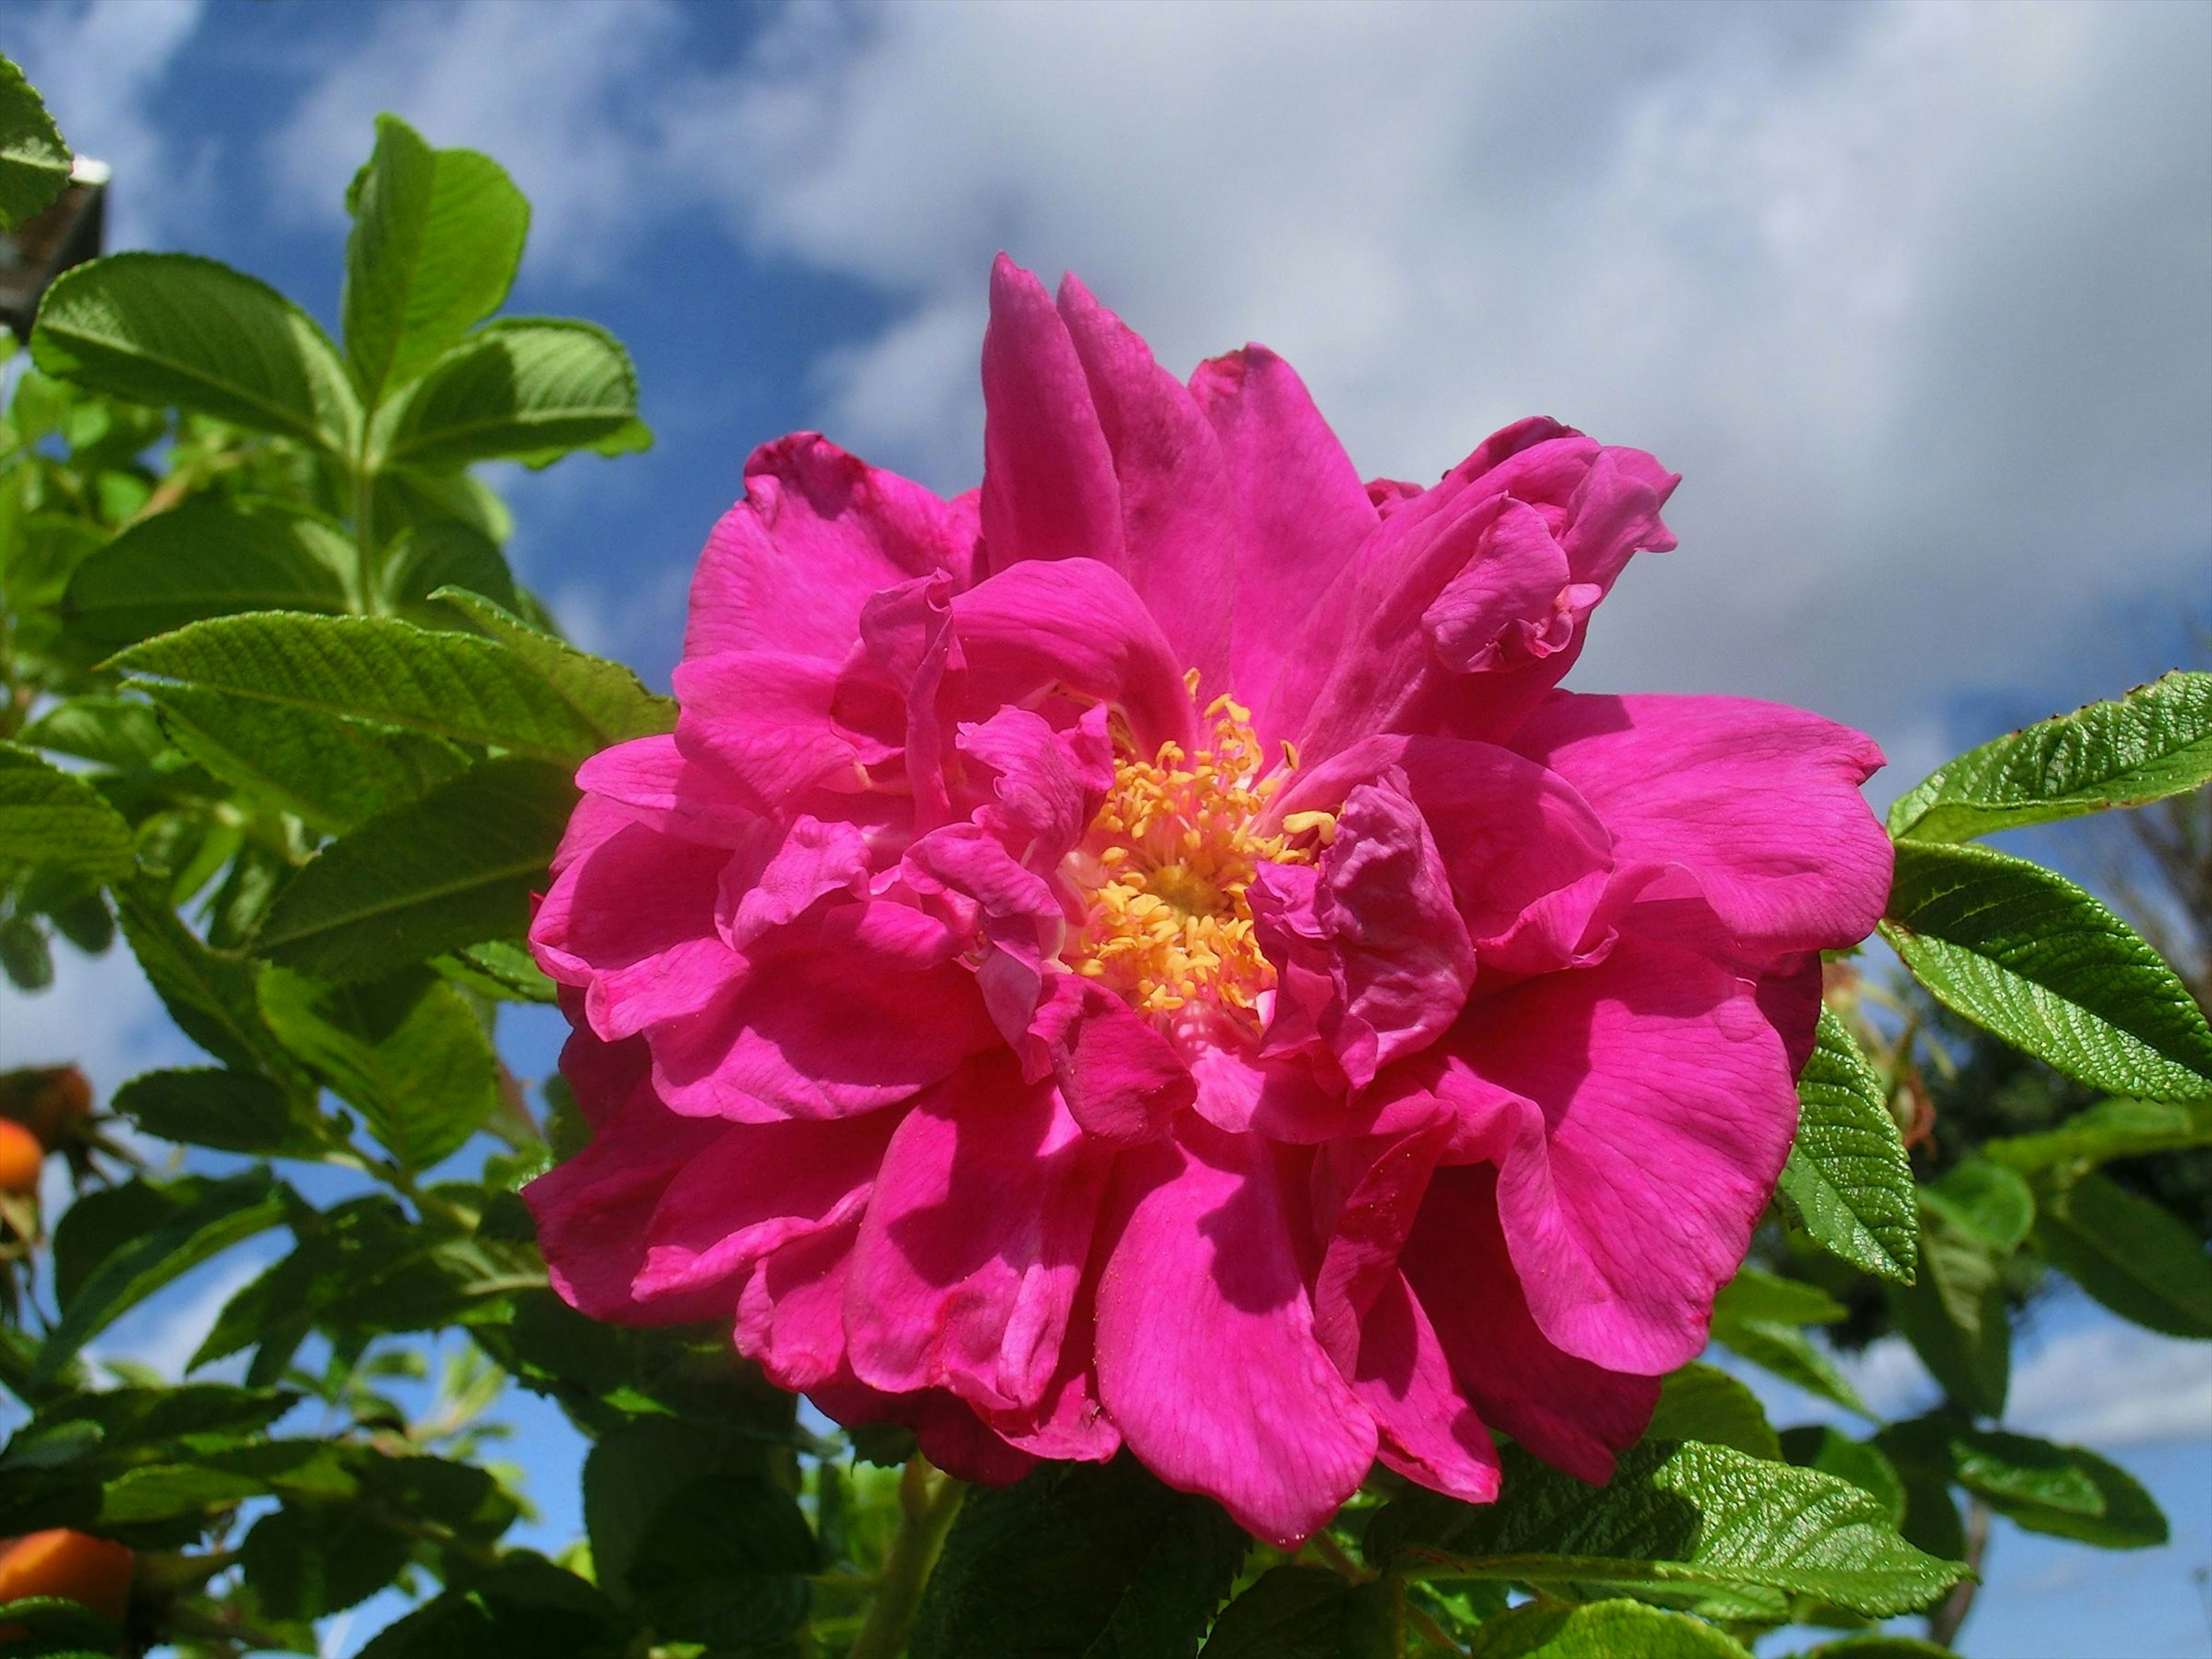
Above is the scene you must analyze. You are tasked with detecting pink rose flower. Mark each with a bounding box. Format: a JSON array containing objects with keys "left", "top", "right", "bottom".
[{"left": 525, "top": 257, "right": 1892, "bottom": 1546}]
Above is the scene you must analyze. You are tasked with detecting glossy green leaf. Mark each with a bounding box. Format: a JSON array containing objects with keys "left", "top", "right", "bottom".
[
  {"left": 112, "top": 1067, "right": 326, "bottom": 1158},
  {"left": 433, "top": 588, "right": 676, "bottom": 744},
  {"left": 1986, "top": 1097, "right": 2212, "bottom": 1175},
  {"left": 1883, "top": 840, "right": 2212, "bottom": 1101},
  {"left": 2032, "top": 1169, "right": 2212, "bottom": 1338},
  {"left": 1946, "top": 1423, "right": 2166, "bottom": 1549},
  {"left": 1887, "top": 1200, "right": 2010, "bottom": 1418},
  {"left": 1778, "top": 1427, "right": 1906, "bottom": 1527},
  {"left": 1888, "top": 671, "right": 2212, "bottom": 842},
  {"left": 113, "top": 881, "right": 293, "bottom": 1075},
  {"left": 0, "top": 54, "right": 72, "bottom": 229},
  {"left": 1368, "top": 1442, "right": 1963, "bottom": 1618},
  {"left": 373, "top": 319, "right": 639, "bottom": 470},
  {"left": 1780, "top": 1008, "right": 1918, "bottom": 1282},
  {"left": 63, "top": 499, "right": 352, "bottom": 649},
  {"left": 32, "top": 253, "right": 358, "bottom": 451},
  {"left": 36, "top": 1170, "right": 287, "bottom": 1378},
  {"left": 912, "top": 1456, "right": 1248, "bottom": 1659},
  {"left": 259, "top": 966, "right": 499, "bottom": 1168},
  {"left": 1464, "top": 1600, "right": 1754, "bottom": 1658},
  {"left": 343, "top": 113, "right": 529, "bottom": 402},
  {"left": 252, "top": 758, "right": 575, "bottom": 983},
  {"left": 1708, "top": 1268, "right": 1866, "bottom": 1414},
  {"left": 111, "top": 612, "right": 618, "bottom": 764},
  {"left": 435, "top": 938, "right": 556, "bottom": 1003},
  {"left": 0, "top": 743, "right": 133, "bottom": 877},
  {"left": 1923, "top": 1157, "right": 2035, "bottom": 1253},
  {"left": 1793, "top": 1639, "right": 1959, "bottom": 1658},
  {"left": 152, "top": 684, "right": 465, "bottom": 835},
  {"left": 1646, "top": 1363, "right": 1782, "bottom": 1461}
]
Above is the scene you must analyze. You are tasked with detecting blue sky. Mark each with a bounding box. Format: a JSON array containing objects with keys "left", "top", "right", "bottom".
[{"left": 3, "top": 2, "right": 2210, "bottom": 1656}]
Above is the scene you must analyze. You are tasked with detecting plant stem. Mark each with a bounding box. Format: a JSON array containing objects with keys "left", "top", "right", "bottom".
[
  {"left": 1927, "top": 1494, "right": 1990, "bottom": 1648},
  {"left": 846, "top": 1455, "right": 963, "bottom": 1659}
]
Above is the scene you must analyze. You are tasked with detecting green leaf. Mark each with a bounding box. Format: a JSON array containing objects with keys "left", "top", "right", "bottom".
[
  {"left": 1368, "top": 1442, "right": 1962, "bottom": 1618},
  {"left": 1645, "top": 1364, "right": 1782, "bottom": 1461},
  {"left": 436, "top": 938, "right": 556, "bottom": 1003},
  {"left": 63, "top": 499, "right": 352, "bottom": 650},
  {"left": 1882, "top": 840, "right": 2212, "bottom": 1101},
  {"left": 111, "top": 612, "right": 616, "bottom": 764},
  {"left": 113, "top": 881, "right": 294, "bottom": 1075},
  {"left": 384, "top": 521, "right": 520, "bottom": 630},
  {"left": 434, "top": 588, "right": 676, "bottom": 744},
  {"left": 1944, "top": 1423, "right": 2166, "bottom": 1547},
  {"left": 343, "top": 113, "right": 529, "bottom": 403},
  {"left": 112, "top": 1067, "right": 325, "bottom": 1157},
  {"left": 151, "top": 684, "right": 465, "bottom": 835},
  {"left": 1792, "top": 1640, "right": 1959, "bottom": 1659},
  {"left": 0, "top": 1594, "right": 125, "bottom": 1655},
  {"left": 0, "top": 54, "right": 72, "bottom": 229},
  {"left": 0, "top": 743, "right": 133, "bottom": 877},
  {"left": 1922, "top": 1158, "right": 2035, "bottom": 1253},
  {"left": 355, "top": 1554, "right": 624, "bottom": 1659},
  {"left": 1780, "top": 1009, "right": 1918, "bottom": 1282},
  {"left": 36, "top": 1170, "right": 287, "bottom": 1378},
  {"left": 252, "top": 758, "right": 575, "bottom": 983},
  {"left": 1887, "top": 1199, "right": 2010, "bottom": 1418},
  {"left": 31, "top": 253, "right": 358, "bottom": 451},
  {"left": 2031, "top": 1169, "right": 2212, "bottom": 1337},
  {"left": 19, "top": 694, "right": 169, "bottom": 770},
  {"left": 259, "top": 966, "right": 498, "bottom": 1168},
  {"left": 1985, "top": 1097, "right": 2212, "bottom": 1175},
  {"left": 1463, "top": 1600, "right": 1754, "bottom": 1658},
  {"left": 243, "top": 1500, "right": 412, "bottom": 1618},
  {"left": 1888, "top": 671, "right": 2212, "bottom": 842},
  {"left": 373, "top": 319, "right": 640, "bottom": 470},
  {"left": 1708, "top": 1269, "right": 1867, "bottom": 1415},
  {"left": 1778, "top": 1427, "right": 1906, "bottom": 1527},
  {"left": 1198, "top": 1567, "right": 1398, "bottom": 1659},
  {"left": 625, "top": 1472, "right": 816, "bottom": 1646},
  {"left": 911, "top": 1455, "right": 1249, "bottom": 1659}
]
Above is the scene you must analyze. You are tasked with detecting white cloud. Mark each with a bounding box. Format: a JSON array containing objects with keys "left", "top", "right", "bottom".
[
  {"left": 9, "top": 0, "right": 210, "bottom": 249},
  {"left": 2010, "top": 1317, "right": 2212, "bottom": 1449},
  {"left": 0, "top": 933, "right": 194, "bottom": 1101}
]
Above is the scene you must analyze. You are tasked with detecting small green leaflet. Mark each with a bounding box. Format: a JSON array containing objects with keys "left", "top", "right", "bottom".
[
  {"left": 433, "top": 588, "right": 676, "bottom": 745},
  {"left": 1984, "top": 1097, "right": 2212, "bottom": 1176},
  {"left": 2031, "top": 1170, "right": 2212, "bottom": 1339},
  {"left": 1886, "top": 1199, "right": 2010, "bottom": 1419},
  {"left": 1463, "top": 1600, "right": 1755, "bottom": 1658},
  {"left": 370, "top": 318, "right": 642, "bottom": 471},
  {"left": 1646, "top": 1364, "right": 1782, "bottom": 1461},
  {"left": 0, "top": 53, "right": 73, "bottom": 229},
  {"left": 1779, "top": 1009, "right": 1917, "bottom": 1283},
  {"left": 32, "top": 252, "right": 360, "bottom": 453},
  {"left": 1709, "top": 1270, "right": 1868, "bottom": 1416},
  {"left": 1888, "top": 671, "right": 2212, "bottom": 842},
  {"left": 1196, "top": 1566, "right": 1399, "bottom": 1659},
  {"left": 0, "top": 743, "right": 133, "bottom": 877},
  {"left": 112, "top": 1069, "right": 327, "bottom": 1159},
  {"left": 1883, "top": 840, "right": 2212, "bottom": 1101},
  {"left": 64, "top": 498, "right": 354, "bottom": 650}
]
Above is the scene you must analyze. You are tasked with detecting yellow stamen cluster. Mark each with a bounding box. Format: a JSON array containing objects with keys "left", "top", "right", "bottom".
[{"left": 1065, "top": 686, "right": 1321, "bottom": 1020}]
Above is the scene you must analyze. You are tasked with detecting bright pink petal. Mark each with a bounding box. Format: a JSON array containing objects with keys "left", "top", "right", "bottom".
[
  {"left": 1094, "top": 1124, "right": 1376, "bottom": 1545},
  {"left": 959, "top": 703, "right": 1115, "bottom": 871},
  {"left": 1354, "top": 1274, "right": 1502, "bottom": 1503},
  {"left": 687, "top": 433, "right": 978, "bottom": 662},
  {"left": 719, "top": 814, "right": 872, "bottom": 951},
  {"left": 1057, "top": 272, "right": 1235, "bottom": 690},
  {"left": 573, "top": 735, "right": 767, "bottom": 852},
  {"left": 980, "top": 255, "right": 1125, "bottom": 574},
  {"left": 1189, "top": 345, "right": 1378, "bottom": 746},
  {"left": 952, "top": 558, "right": 1196, "bottom": 755},
  {"left": 1025, "top": 975, "right": 1193, "bottom": 1144},
  {"left": 633, "top": 1109, "right": 900, "bottom": 1302},
  {"left": 1404, "top": 1162, "right": 1660, "bottom": 1483},
  {"left": 671, "top": 652, "right": 881, "bottom": 812},
  {"left": 1426, "top": 927, "right": 1798, "bottom": 1374},
  {"left": 738, "top": 1222, "right": 859, "bottom": 1390},
  {"left": 846, "top": 1055, "right": 1112, "bottom": 1414},
  {"left": 1510, "top": 692, "right": 1891, "bottom": 960}
]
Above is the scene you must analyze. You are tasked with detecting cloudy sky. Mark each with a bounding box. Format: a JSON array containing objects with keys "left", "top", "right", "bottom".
[{"left": 6, "top": 2, "right": 2210, "bottom": 1654}]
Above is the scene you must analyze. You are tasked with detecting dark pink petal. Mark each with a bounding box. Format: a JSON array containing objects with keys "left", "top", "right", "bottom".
[
  {"left": 959, "top": 703, "right": 1115, "bottom": 871},
  {"left": 719, "top": 815, "right": 873, "bottom": 952},
  {"left": 633, "top": 1109, "right": 900, "bottom": 1302},
  {"left": 1510, "top": 692, "right": 1891, "bottom": 960},
  {"left": 846, "top": 1055, "right": 1112, "bottom": 1414},
  {"left": 952, "top": 558, "right": 1196, "bottom": 754},
  {"left": 855, "top": 574, "right": 964, "bottom": 830},
  {"left": 1094, "top": 1124, "right": 1376, "bottom": 1546},
  {"left": 574, "top": 735, "right": 767, "bottom": 852},
  {"left": 649, "top": 947, "right": 998, "bottom": 1122},
  {"left": 1404, "top": 1164, "right": 1660, "bottom": 1483},
  {"left": 1251, "top": 777, "right": 1476, "bottom": 1089},
  {"left": 902, "top": 824, "right": 1063, "bottom": 1041},
  {"left": 671, "top": 652, "right": 882, "bottom": 812},
  {"left": 980, "top": 255, "right": 1125, "bottom": 574},
  {"left": 738, "top": 1222, "right": 860, "bottom": 1390},
  {"left": 552, "top": 1003, "right": 649, "bottom": 1127},
  {"left": 1057, "top": 273, "right": 1236, "bottom": 690},
  {"left": 687, "top": 433, "right": 978, "bottom": 662},
  {"left": 981, "top": 1271, "right": 1122, "bottom": 1462},
  {"left": 1354, "top": 1274, "right": 1502, "bottom": 1503},
  {"left": 1025, "top": 976, "right": 1193, "bottom": 1143},
  {"left": 1187, "top": 1044, "right": 1363, "bottom": 1142},
  {"left": 1429, "top": 929, "right": 1797, "bottom": 1374},
  {"left": 525, "top": 1081, "right": 735, "bottom": 1325},
  {"left": 1190, "top": 346, "right": 1378, "bottom": 746},
  {"left": 1422, "top": 499, "right": 1576, "bottom": 672}
]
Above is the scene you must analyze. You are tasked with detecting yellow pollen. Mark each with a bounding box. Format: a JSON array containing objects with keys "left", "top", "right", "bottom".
[{"left": 1064, "top": 691, "right": 1330, "bottom": 1022}]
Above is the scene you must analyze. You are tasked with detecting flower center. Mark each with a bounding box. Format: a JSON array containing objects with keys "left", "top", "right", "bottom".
[{"left": 1063, "top": 687, "right": 1327, "bottom": 1022}]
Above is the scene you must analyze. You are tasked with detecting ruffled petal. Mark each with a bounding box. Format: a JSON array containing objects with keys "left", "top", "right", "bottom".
[
  {"left": 1510, "top": 692, "right": 1890, "bottom": 961},
  {"left": 1093, "top": 1124, "right": 1376, "bottom": 1546},
  {"left": 687, "top": 433, "right": 978, "bottom": 661}
]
